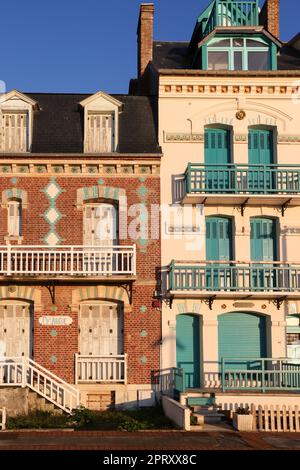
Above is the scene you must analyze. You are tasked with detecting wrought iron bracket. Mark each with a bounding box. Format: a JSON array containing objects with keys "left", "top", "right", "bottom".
[
  {"left": 120, "top": 282, "right": 134, "bottom": 305},
  {"left": 202, "top": 296, "right": 216, "bottom": 311},
  {"left": 238, "top": 198, "right": 249, "bottom": 217},
  {"left": 46, "top": 283, "right": 56, "bottom": 305},
  {"left": 271, "top": 297, "right": 286, "bottom": 310},
  {"left": 279, "top": 199, "right": 292, "bottom": 217}
]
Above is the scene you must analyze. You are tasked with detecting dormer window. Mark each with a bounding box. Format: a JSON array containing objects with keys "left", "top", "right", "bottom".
[
  {"left": 86, "top": 112, "right": 114, "bottom": 153},
  {"left": 0, "top": 112, "right": 28, "bottom": 152},
  {"left": 0, "top": 90, "right": 38, "bottom": 153},
  {"left": 80, "top": 91, "right": 122, "bottom": 154},
  {"left": 207, "top": 37, "right": 271, "bottom": 71}
]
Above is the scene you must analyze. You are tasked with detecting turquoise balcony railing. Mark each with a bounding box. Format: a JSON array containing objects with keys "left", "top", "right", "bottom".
[
  {"left": 203, "top": 0, "right": 259, "bottom": 38},
  {"left": 185, "top": 164, "right": 300, "bottom": 195},
  {"left": 168, "top": 261, "right": 300, "bottom": 293},
  {"left": 221, "top": 358, "right": 300, "bottom": 393}
]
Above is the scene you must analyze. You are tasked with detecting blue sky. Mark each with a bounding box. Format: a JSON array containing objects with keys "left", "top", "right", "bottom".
[{"left": 1, "top": 0, "right": 298, "bottom": 94}]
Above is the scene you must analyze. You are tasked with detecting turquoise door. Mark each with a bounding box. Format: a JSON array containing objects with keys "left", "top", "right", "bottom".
[
  {"left": 218, "top": 312, "right": 267, "bottom": 370},
  {"left": 250, "top": 218, "right": 277, "bottom": 290},
  {"left": 176, "top": 315, "right": 200, "bottom": 389},
  {"left": 205, "top": 128, "right": 231, "bottom": 192},
  {"left": 248, "top": 129, "right": 274, "bottom": 192},
  {"left": 206, "top": 217, "right": 233, "bottom": 290}
]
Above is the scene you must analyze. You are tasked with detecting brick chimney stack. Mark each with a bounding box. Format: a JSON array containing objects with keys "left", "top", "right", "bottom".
[
  {"left": 260, "top": 0, "right": 280, "bottom": 38},
  {"left": 137, "top": 3, "right": 154, "bottom": 78}
]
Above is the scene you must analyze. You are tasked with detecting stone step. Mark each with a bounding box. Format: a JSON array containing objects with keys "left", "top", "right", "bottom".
[{"left": 193, "top": 411, "right": 226, "bottom": 425}]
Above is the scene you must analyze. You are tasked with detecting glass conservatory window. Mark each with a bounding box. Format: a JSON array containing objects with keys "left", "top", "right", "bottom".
[{"left": 207, "top": 37, "right": 270, "bottom": 71}]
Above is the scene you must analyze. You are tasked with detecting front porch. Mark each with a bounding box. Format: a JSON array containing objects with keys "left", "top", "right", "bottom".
[{"left": 173, "top": 358, "right": 300, "bottom": 395}]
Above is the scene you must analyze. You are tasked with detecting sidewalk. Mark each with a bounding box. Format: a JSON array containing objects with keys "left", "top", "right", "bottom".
[{"left": 1, "top": 430, "right": 300, "bottom": 450}]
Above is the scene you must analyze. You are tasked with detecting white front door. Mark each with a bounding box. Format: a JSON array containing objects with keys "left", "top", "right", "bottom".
[
  {"left": 79, "top": 303, "right": 123, "bottom": 356},
  {"left": 0, "top": 303, "right": 33, "bottom": 357},
  {"left": 84, "top": 203, "right": 117, "bottom": 247}
]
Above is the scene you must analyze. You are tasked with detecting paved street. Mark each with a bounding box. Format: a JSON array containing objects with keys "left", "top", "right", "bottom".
[{"left": 0, "top": 430, "right": 300, "bottom": 450}]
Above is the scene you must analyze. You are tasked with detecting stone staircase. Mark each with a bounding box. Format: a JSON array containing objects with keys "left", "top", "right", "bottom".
[
  {"left": 181, "top": 392, "right": 227, "bottom": 430},
  {"left": 28, "top": 389, "right": 63, "bottom": 414}
]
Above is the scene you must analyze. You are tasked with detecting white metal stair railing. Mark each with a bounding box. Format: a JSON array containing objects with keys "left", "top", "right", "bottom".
[{"left": 0, "top": 357, "right": 80, "bottom": 414}]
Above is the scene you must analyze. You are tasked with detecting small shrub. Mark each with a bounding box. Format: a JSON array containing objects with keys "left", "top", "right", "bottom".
[
  {"left": 68, "top": 406, "right": 96, "bottom": 428},
  {"left": 7, "top": 410, "right": 70, "bottom": 429}
]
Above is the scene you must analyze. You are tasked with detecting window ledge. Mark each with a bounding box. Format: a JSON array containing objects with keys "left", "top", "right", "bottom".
[{"left": 4, "top": 236, "right": 24, "bottom": 245}]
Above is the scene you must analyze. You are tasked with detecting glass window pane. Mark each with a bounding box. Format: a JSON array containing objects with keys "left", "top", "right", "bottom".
[
  {"left": 247, "top": 39, "right": 266, "bottom": 47},
  {"left": 233, "top": 38, "right": 243, "bottom": 47},
  {"left": 208, "top": 51, "right": 229, "bottom": 70},
  {"left": 234, "top": 51, "right": 243, "bottom": 70},
  {"left": 248, "top": 51, "right": 269, "bottom": 70},
  {"left": 211, "top": 39, "right": 230, "bottom": 47}
]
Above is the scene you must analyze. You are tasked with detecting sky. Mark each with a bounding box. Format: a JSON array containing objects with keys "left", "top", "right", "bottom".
[{"left": 1, "top": 0, "right": 299, "bottom": 94}]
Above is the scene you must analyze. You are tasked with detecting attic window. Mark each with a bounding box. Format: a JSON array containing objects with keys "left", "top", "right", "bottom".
[
  {"left": 86, "top": 113, "right": 114, "bottom": 153},
  {"left": 207, "top": 37, "right": 271, "bottom": 71},
  {"left": 0, "top": 112, "right": 28, "bottom": 152}
]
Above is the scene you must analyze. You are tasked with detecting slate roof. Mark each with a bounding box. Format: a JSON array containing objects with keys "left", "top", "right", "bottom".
[
  {"left": 153, "top": 40, "right": 300, "bottom": 71},
  {"left": 25, "top": 93, "right": 160, "bottom": 154}
]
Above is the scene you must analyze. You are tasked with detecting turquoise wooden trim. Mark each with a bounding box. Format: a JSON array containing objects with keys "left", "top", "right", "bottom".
[
  {"left": 271, "top": 42, "right": 278, "bottom": 70},
  {"left": 220, "top": 357, "right": 300, "bottom": 392},
  {"left": 201, "top": 45, "right": 208, "bottom": 69},
  {"left": 168, "top": 261, "right": 300, "bottom": 292},
  {"left": 185, "top": 163, "right": 300, "bottom": 195},
  {"left": 207, "top": 35, "right": 270, "bottom": 71},
  {"left": 202, "top": 0, "right": 259, "bottom": 39}
]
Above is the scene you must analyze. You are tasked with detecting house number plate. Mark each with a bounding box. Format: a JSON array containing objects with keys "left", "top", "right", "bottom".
[{"left": 39, "top": 316, "right": 73, "bottom": 326}]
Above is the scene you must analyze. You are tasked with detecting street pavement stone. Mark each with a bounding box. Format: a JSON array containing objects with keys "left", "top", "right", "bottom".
[{"left": 0, "top": 431, "right": 300, "bottom": 450}]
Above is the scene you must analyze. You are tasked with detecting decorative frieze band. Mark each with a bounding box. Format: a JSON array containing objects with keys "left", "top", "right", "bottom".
[
  {"left": 278, "top": 135, "right": 300, "bottom": 143},
  {"left": 165, "top": 133, "right": 300, "bottom": 144},
  {"left": 162, "top": 84, "right": 300, "bottom": 96},
  {"left": 0, "top": 162, "right": 160, "bottom": 176},
  {"left": 164, "top": 133, "right": 204, "bottom": 143}
]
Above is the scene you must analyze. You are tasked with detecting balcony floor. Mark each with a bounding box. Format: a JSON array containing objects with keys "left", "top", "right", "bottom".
[
  {"left": 183, "top": 193, "right": 300, "bottom": 207},
  {"left": 168, "top": 290, "right": 300, "bottom": 300},
  {"left": 0, "top": 275, "right": 137, "bottom": 283}
]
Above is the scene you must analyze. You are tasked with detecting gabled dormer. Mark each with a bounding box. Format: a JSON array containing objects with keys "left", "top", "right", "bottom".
[
  {"left": 80, "top": 92, "right": 123, "bottom": 153},
  {"left": 0, "top": 90, "right": 38, "bottom": 153},
  {"left": 189, "top": 0, "right": 281, "bottom": 71}
]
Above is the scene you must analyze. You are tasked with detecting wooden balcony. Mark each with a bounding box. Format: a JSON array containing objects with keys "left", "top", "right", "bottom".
[
  {"left": 166, "top": 260, "right": 300, "bottom": 300},
  {"left": 176, "top": 164, "right": 300, "bottom": 210},
  {"left": 75, "top": 354, "right": 127, "bottom": 384},
  {"left": 203, "top": 0, "right": 259, "bottom": 38},
  {"left": 0, "top": 245, "right": 136, "bottom": 280}
]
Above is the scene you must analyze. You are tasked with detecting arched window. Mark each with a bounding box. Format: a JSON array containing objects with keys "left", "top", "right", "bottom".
[
  {"left": 7, "top": 199, "right": 22, "bottom": 237},
  {"left": 207, "top": 37, "right": 270, "bottom": 71}
]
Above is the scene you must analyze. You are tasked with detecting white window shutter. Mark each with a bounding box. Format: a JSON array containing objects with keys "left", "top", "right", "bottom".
[
  {"left": 8, "top": 201, "right": 21, "bottom": 236},
  {"left": 87, "top": 113, "right": 113, "bottom": 152},
  {"left": 0, "top": 113, "right": 27, "bottom": 152}
]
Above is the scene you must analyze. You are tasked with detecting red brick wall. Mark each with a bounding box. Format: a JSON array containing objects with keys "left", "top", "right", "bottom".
[
  {"left": 0, "top": 174, "right": 161, "bottom": 385},
  {"left": 137, "top": 4, "right": 154, "bottom": 78}
]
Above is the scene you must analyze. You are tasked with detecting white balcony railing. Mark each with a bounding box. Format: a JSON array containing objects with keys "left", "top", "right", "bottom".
[
  {"left": 0, "top": 245, "right": 136, "bottom": 277},
  {"left": 75, "top": 354, "right": 127, "bottom": 384}
]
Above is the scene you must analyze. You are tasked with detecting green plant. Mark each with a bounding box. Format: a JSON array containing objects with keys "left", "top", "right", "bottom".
[
  {"left": 190, "top": 415, "right": 198, "bottom": 425},
  {"left": 68, "top": 406, "right": 96, "bottom": 428},
  {"left": 7, "top": 410, "right": 70, "bottom": 429}
]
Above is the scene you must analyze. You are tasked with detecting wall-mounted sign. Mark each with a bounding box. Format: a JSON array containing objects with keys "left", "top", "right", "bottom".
[{"left": 39, "top": 316, "right": 73, "bottom": 326}]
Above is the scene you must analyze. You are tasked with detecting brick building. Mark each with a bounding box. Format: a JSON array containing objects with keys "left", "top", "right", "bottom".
[{"left": 0, "top": 89, "right": 162, "bottom": 411}]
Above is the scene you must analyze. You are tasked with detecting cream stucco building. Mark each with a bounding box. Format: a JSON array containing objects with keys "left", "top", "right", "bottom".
[{"left": 134, "top": 0, "right": 300, "bottom": 408}]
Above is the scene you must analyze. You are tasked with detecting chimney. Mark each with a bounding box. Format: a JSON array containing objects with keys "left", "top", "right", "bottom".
[
  {"left": 260, "top": 0, "right": 280, "bottom": 38},
  {"left": 137, "top": 3, "right": 154, "bottom": 78}
]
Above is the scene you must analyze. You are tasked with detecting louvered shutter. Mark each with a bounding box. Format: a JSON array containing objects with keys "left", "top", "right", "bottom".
[{"left": 8, "top": 200, "right": 21, "bottom": 236}]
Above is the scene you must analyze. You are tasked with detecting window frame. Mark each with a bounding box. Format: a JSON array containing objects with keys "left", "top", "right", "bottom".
[
  {"left": 207, "top": 37, "right": 270, "bottom": 71},
  {"left": 7, "top": 199, "right": 22, "bottom": 238}
]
